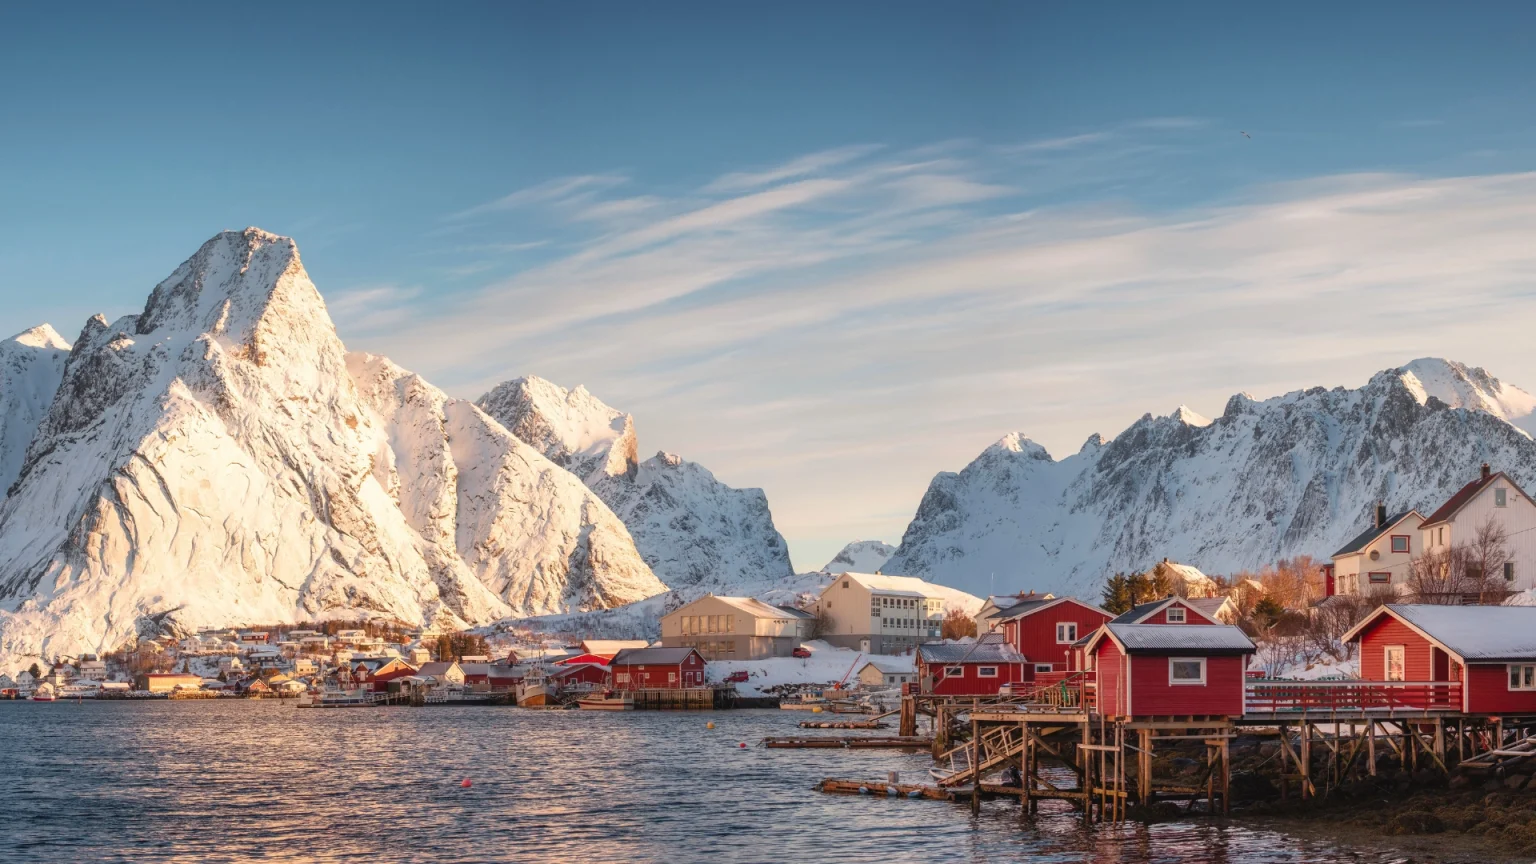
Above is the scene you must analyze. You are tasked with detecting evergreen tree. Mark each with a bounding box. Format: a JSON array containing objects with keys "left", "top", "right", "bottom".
[
  {"left": 27, "top": 662, "right": 42, "bottom": 680},
  {"left": 1100, "top": 573, "right": 1133, "bottom": 614}
]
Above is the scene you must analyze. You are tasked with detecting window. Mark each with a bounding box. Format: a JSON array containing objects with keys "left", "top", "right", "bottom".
[
  {"left": 1510, "top": 664, "right": 1536, "bottom": 691},
  {"left": 1056, "top": 622, "right": 1078, "bottom": 644},
  {"left": 943, "top": 665, "right": 964, "bottom": 677},
  {"left": 615, "top": 673, "right": 630, "bottom": 684},
  {"left": 1034, "top": 663, "right": 1053, "bottom": 673},
  {"left": 842, "top": 581, "right": 849, "bottom": 589},
  {"left": 1506, "top": 562, "right": 1517, "bottom": 582},
  {"left": 724, "top": 616, "right": 734, "bottom": 633},
  {"left": 1391, "top": 535, "right": 1410, "bottom": 554},
  {"left": 669, "top": 672, "right": 677, "bottom": 683},
  {"left": 1496, "top": 488, "right": 1508, "bottom": 507},
  {"left": 1165, "top": 606, "right": 1186, "bottom": 624},
  {"left": 1439, "top": 526, "right": 1446, "bottom": 546},
  {"left": 977, "top": 666, "right": 998, "bottom": 677},
  {"left": 1368, "top": 571, "right": 1391, "bottom": 584},
  {"left": 1169, "top": 657, "right": 1206, "bottom": 685},
  {"left": 1384, "top": 645, "right": 1406, "bottom": 682}
]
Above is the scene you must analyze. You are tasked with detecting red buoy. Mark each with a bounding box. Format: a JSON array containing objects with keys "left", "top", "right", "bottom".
[
  {"left": 738, "top": 742, "right": 747, "bottom": 749},
  {"left": 461, "top": 778, "right": 472, "bottom": 788}
]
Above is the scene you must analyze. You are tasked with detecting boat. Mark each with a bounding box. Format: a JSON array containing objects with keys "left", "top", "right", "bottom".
[
  {"left": 296, "top": 688, "right": 375, "bottom": 708},
  {"left": 577, "top": 690, "right": 635, "bottom": 711},
  {"left": 30, "top": 683, "right": 56, "bottom": 702},
  {"left": 779, "top": 690, "right": 836, "bottom": 711},
  {"left": 517, "top": 670, "right": 552, "bottom": 708}
]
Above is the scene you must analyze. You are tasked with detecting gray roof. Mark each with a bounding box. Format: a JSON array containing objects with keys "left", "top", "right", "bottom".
[
  {"left": 775, "top": 605, "right": 816, "bottom": 620},
  {"left": 1381, "top": 605, "right": 1536, "bottom": 662},
  {"left": 917, "top": 639, "right": 1025, "bottom": 664},
  {"left": 610, "top": 647, "right": 701, "bottom": 665},
  {"left": 1109, "top": 599, "right": 1173, "bottom": 625},
  {"left": 1331, "top": 510, "right": 1416, "bottom": 557},
  {"left": 1105, "top": 624, "right": 1255, "bottom": 655},
  {"left": 993, "top": 598, "right": 1056, "bottom": 621}
]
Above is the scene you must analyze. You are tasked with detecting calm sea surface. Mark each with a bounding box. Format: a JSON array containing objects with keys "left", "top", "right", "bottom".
[{"left": 0, "top": 701, "right": 1453, "bottom": 863}]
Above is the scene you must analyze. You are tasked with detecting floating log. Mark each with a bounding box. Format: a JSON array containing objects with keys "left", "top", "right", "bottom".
[
  {"left": 763, "top": 735, "right": 933, "bottom": 749},
  {"left": 816, "top": 779, "right": 953, "bottom": 800}
]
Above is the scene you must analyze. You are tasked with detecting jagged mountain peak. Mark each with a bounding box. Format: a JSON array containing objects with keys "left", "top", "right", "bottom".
[
  {"left": 8, "top": 324, "right": 70, "bottom": 351},
  {"left": 986, "top": 432, "right": 1054, "bottom": 461},
  {"left": 822, "top": 540, "right": 896, "bottom": 574},
  {"left": 1171, "top": 405, "right": 1212, "bottom": 427},
  {"left": 476, "top": 375, "right": 637, "bottom": 482},
  {"left": 887, "top": 359, "right": 1536, "bottom": 598}
]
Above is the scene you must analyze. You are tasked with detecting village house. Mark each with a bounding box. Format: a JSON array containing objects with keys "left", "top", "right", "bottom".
[
  {"left": 994, "top": 596, "right": 1111, "bottom": 677},
  {"left": 811, "top": 572, "right": 947, "bottom": 654},
  {"left": 916, "top": 634, "right": 1027, "bottom": 696},
  {"left": 577, "top": 640, "right": 649, "bottom": 661},
  {"left": 1323, "top": 504, "right": 1425, "bottom": 597},
  {"left": 1419, "top": 464, "right": 1536, "bottom": 593},
  {"left": 661, "top": 595, "right": 808, "bottom": 659},
  {"left": 76, "top": 655, "right": 107, "bottom": 681},
  {"left": 1342, "top": 604, "right": 1536, "bottom": 713},
  {"left": 366, "top": 659, "right": 420, "bottom": 693},
  {"left": 1186, "top": 596, "right": 1240, "bottom": 625},
  {"left": 1085, "top": 623, "right": 1256, "bottom": 718},
  {"left": 1110, "top": 596, "right": 1220, "bottom": 626},
  {"left": 975, "top": 592, "right": 1054, "bottom": 632},
  {"left": 550, "top": 663, "right": 609, "bottom": 692},
  {"left": 1143, "top": 559, "right": 1219, "bottom": 598},
  {"left": 609, "top": 647, "right": 706, "bottom": 689},
  {"left": 134, "top": 673, "right": 205, "bottom": 693},
  {"left": 415, "top": 661, "right": 466, "bottom": 688},
  {"left": 855, "top": 659, "right": 917, "bottom": 689}
]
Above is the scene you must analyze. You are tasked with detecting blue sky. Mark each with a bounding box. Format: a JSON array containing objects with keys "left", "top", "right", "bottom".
[{"left": 5, "top": 2, "right": 1536, "bottom": 570}]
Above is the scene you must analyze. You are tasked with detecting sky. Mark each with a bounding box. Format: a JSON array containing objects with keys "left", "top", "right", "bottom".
[{"left": 5, "top": 2, "right": 1536, "bottom": 571}]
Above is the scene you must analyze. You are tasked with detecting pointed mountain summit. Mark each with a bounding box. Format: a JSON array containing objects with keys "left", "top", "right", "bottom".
[
  {"left": 0, "top": 229, "right": 665, "bottom": 672},
  {"left": 477, "top": 378, "right": 795, "bottom": 594},
  {"left": 0, "top": 324, "right": 72, "bottom": 498},
  {"left": 887, "top": 359, "right": 1536, "bottom": 597}
]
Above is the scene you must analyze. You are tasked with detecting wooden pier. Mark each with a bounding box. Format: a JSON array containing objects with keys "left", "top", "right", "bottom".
[
  {"left": 626, "top": 686, "right": 736, "bottom": 710},
  {"left": 763, "top": 735, "right": 933, "bottom": 749}
]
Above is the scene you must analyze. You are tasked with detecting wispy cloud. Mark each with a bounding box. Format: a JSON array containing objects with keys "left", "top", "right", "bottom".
[
  {"left": 703, "top": 144, "right": 883, "bottom": 192},
  {"left": 444, "top": 175, "right": 627, "bottom": 221}
]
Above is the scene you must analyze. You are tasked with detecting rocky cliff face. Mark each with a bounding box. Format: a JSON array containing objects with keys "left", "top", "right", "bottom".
[
  {"left": 0, "top": 325, "right": 71, "bottom": 500},
  {"left": 886, "top": 360, "right": 1536, "bottom": 598},
  {"left": 0, "top": 229, "right": 665, "bottom": 671},
  {"left": 477, "top": 380, "right": 795, "bottom": 595}
]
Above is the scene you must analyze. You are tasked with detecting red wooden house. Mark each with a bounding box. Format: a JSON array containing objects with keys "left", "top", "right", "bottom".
[
  {"left": 995, "top": 597, "right": 1111, "bottom": 678},
  {"left": 550, "top": 663, "right": 609, "bottom": 691},
  {"left": 609, "top": 647, "right": 706, "bottom": 689},
  {"left": 916, "top": 635, "right": 1028, "bottom": 696},
  {"left": 1110, "top": 596, "right": 1220, "bottom": 626},
  {"left": 1341, "top": 604, "right": 1536, "bottom": 714},
  {"left": 366, "top": 659, "right": 419, "bottom": 692},
  {"left": 1085, "top": 623, "right": 1255, "bottom": 718},
  {"left": 556, "top": 653, "right": 613, "bottom": 667}
]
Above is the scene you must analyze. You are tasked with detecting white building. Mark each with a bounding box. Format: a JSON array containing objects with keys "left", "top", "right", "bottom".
[
  {"left": 1420, "top": 464, "right": 1536, "bottom": 592},
  {"left": 1328, "top": 505, "right": 1425, "bottom": 597},
  {"left": 811, "top": 572, "right": 951, "bottom": 654}
]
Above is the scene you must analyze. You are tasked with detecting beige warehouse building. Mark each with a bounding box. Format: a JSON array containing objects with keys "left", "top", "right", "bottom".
[{"left": 660, "top": 595, "right": 813, "bottom": 660}]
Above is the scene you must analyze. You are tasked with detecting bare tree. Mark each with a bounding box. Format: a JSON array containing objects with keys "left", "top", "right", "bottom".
[{"left": 1408, "top": 516, "right": 1511, "bottom": 605}]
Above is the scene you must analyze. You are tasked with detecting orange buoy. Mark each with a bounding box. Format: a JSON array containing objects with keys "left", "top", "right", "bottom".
[{"left": 461, "top": 778, "right": 472, "bottom": 788}]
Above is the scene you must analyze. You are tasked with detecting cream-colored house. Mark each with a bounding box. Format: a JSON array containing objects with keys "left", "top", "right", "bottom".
[
  {"left": 1329, "top": 505, "right": 1425, "bottom": 597},
  {"left": 661, "top": 595, "right": 806, "bottom": 659},
  {"left": 1420, "top": 464, "right": 1536, "bottom": 592},
  {"left": 1144, "top": 559, "right": 1218, "bottom": 598},
  {"left": 812, "top": 572, "right": 948, "bottom": 655},
  {"left": 856, "top": 659, "right": 916, "bottom": 689}
]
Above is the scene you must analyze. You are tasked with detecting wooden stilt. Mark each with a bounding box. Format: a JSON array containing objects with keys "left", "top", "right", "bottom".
[
  {"left": 970, "top": 715, "right": 980, "bottom": 815},
  {"left": 1367, "top": 720, "right": 1377, "bottom": 776}
]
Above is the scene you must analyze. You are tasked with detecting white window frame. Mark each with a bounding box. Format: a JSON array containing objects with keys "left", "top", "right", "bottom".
[
  {"left": 1509, "top": 664, "right": 1536, "bottom": 691},
  {"left": 943, "top": 665, "right": 964, "bottom": 677},
  {"left": 977, "top": 666, "right": 998, "bottom": 678},
  {"left": 1055, "top": 622, "right": 1078, "bottom": 644},
  {"left": 1384, "top": 645, "right": 1406, "bottom": 682},
  {"left": 1168, "top": 657, "right": 1206, "bottom": 685},
  {"left": 1165, "top": 606, "right": 1186, "bottom": 624},
  {"left": 1034, "top": 663, "right": 1053, "bottom": 674}
]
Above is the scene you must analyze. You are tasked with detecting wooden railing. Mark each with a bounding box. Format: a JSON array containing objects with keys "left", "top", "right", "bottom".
[
  {"left": 1245, "top": 680, "right": 1462, "bottom": 715},
  {"left": 1022, "top": 670, "right": 1095, "bottom": 711}
]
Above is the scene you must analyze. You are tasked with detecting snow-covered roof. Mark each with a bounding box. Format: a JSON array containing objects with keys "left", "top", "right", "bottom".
[
  {"left": 1186, "top": 597, "right": 1236, "bottom": 620},
  {"left": 1344, "top": 604, "right": 1536, "bottom": 662},
  {"left": 859, "top": 659, "right": 915, "bottom": 675},
  {"left": 712, "top": 596, "right": 801, "bottom": 619},
  {"left": 917, "top": 639, "right": 1025, "bottom": 664},
  {"left": 1101, "top": 624, "right": 1255, "bottom": 654},
  {"left": 580, "top": 640, "right": 650, "bottom": 655},
  {"left": 837, "top": 572, "right": 948, "bottom": 599}
]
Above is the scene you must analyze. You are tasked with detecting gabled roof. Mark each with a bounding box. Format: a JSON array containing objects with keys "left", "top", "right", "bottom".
[
  {"left": 581, "top": 640, "right": 650, "bottom": 656},
  {"left": 1109, "top": 597, "right": 1211, "bottom": 625},
  {"left": 858, "top": 659, "right": 916, "bottom": 675},
  {"left": 415, "top": 662, "right": 462, "bottom": 677},
  {"left": 1331, "top": 510, "right": 1423, "bottom": 558},
  {"left": 775, "top": 605, "right": 816, "bottom": 620},
  {"left": 916, "top": 639, "right": 1025, "bottom": 664},
  {"left": 995, "top": 596, "right": 1110, "bottom": 623},
  {"left": 1342, "top": 604, "right": 1536, "bottom": 663},
  {"left": 1421, "top": 470, "right": 1530, "bottom": 528},
  {"left": 1186, "top": 597, "right": 1237, "bottom": 621},
  {"left": 610, "top": 647, "right": 702, "bottom": 666},
  {"left": 828, "top": 572, "right": 947, "bottom": 599},
  {"left": 1092, "top": 624, "right": 1255, "bottom": 655}
]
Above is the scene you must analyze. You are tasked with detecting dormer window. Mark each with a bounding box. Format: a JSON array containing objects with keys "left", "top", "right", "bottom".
[{"left": 1165, "top": 606, "right": 1186, "bottom": 624}]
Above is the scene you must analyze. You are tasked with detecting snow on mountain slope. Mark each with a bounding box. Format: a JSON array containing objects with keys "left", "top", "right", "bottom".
[
  {"left": 0, "top": 325, "right": 71, "bottom": 500},
  {"left": 0, "top": 229, "right": 664, "bottom": 673},
  {"left": 476, "top": 376, "right": 637, "bottom": 483},
  {"left": 887, "top": 360, "right": 1536, "bottom": 599},
  {"left": 349, "top": 354, "right": 663, "bottom": 615},
  {"left": 477, "top": 381, "right": 795, "bottom": 595},
  {"left": 822, "top": 540, "right": 896, "bottom": 574}
]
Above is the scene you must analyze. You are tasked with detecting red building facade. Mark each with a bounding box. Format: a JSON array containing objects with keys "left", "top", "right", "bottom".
[
  {"left": 1086, "top": 623, "right": 1254, "bottom": 718},
  {"left": 609, "top": 647, "right": 706, "bottom": 689},
  {"left": 1343, "top": 605, "right": 1536, "bottom": 714},
  {"left": 916, "top": 636, "right": 1027, "bottom": 696},
  {"left": 996, "top": 598, "right": 1111, "bottom": 677}
]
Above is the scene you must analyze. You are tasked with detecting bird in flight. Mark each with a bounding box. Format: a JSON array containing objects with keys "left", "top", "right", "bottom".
[{"left": 1239, "top": 131, "right": 1252, "bottom": 139}]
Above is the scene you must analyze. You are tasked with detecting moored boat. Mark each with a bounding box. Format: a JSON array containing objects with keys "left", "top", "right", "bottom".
[
  {"left": 577, "top": 690, "right": 635, "bottom": 711},
  {"left": 30, "top": 683, "right": 57, "bottom": 702},
  {"left": 517, "top": 670, "right": 552, "bottom": 708}
]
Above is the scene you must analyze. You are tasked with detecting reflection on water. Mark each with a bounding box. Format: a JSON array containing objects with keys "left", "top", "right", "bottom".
[{"left": 1, "top": 703, "right": 1434, "bottom": 862}]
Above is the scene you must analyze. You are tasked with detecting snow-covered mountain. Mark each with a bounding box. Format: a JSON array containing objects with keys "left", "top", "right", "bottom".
[
  {"left": 477, "top": 378, "right": 795, "bottom": 596},
  {"left": 887, "top": 359, "right": 1536, "bottom": 598},
  {"left": 0, "top": 229, "right": 664, "bottom": 672},
  {"left": 822, "top": 540, "right": 896, "bottom": 574},
  {"left": 0, "top": 325, "right": 71, "bottom": 499}
]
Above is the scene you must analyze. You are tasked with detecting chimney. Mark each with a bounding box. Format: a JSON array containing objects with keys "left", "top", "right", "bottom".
[
  {"left": 1482, "top": 462, "right": 1492, "bottom": 481},
  {"left": 1375, "top": 502, "right": 1386, "bottom": 530}
]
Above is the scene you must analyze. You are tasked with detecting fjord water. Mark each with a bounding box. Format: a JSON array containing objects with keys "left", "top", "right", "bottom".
[{"left": 2, "top": 703, "right": 1420, "bottom": 863}]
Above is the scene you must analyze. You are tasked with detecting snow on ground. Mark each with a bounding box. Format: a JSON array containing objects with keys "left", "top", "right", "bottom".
[{"left": 702, "top": 640, "right": 896, "bottom": 696}]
